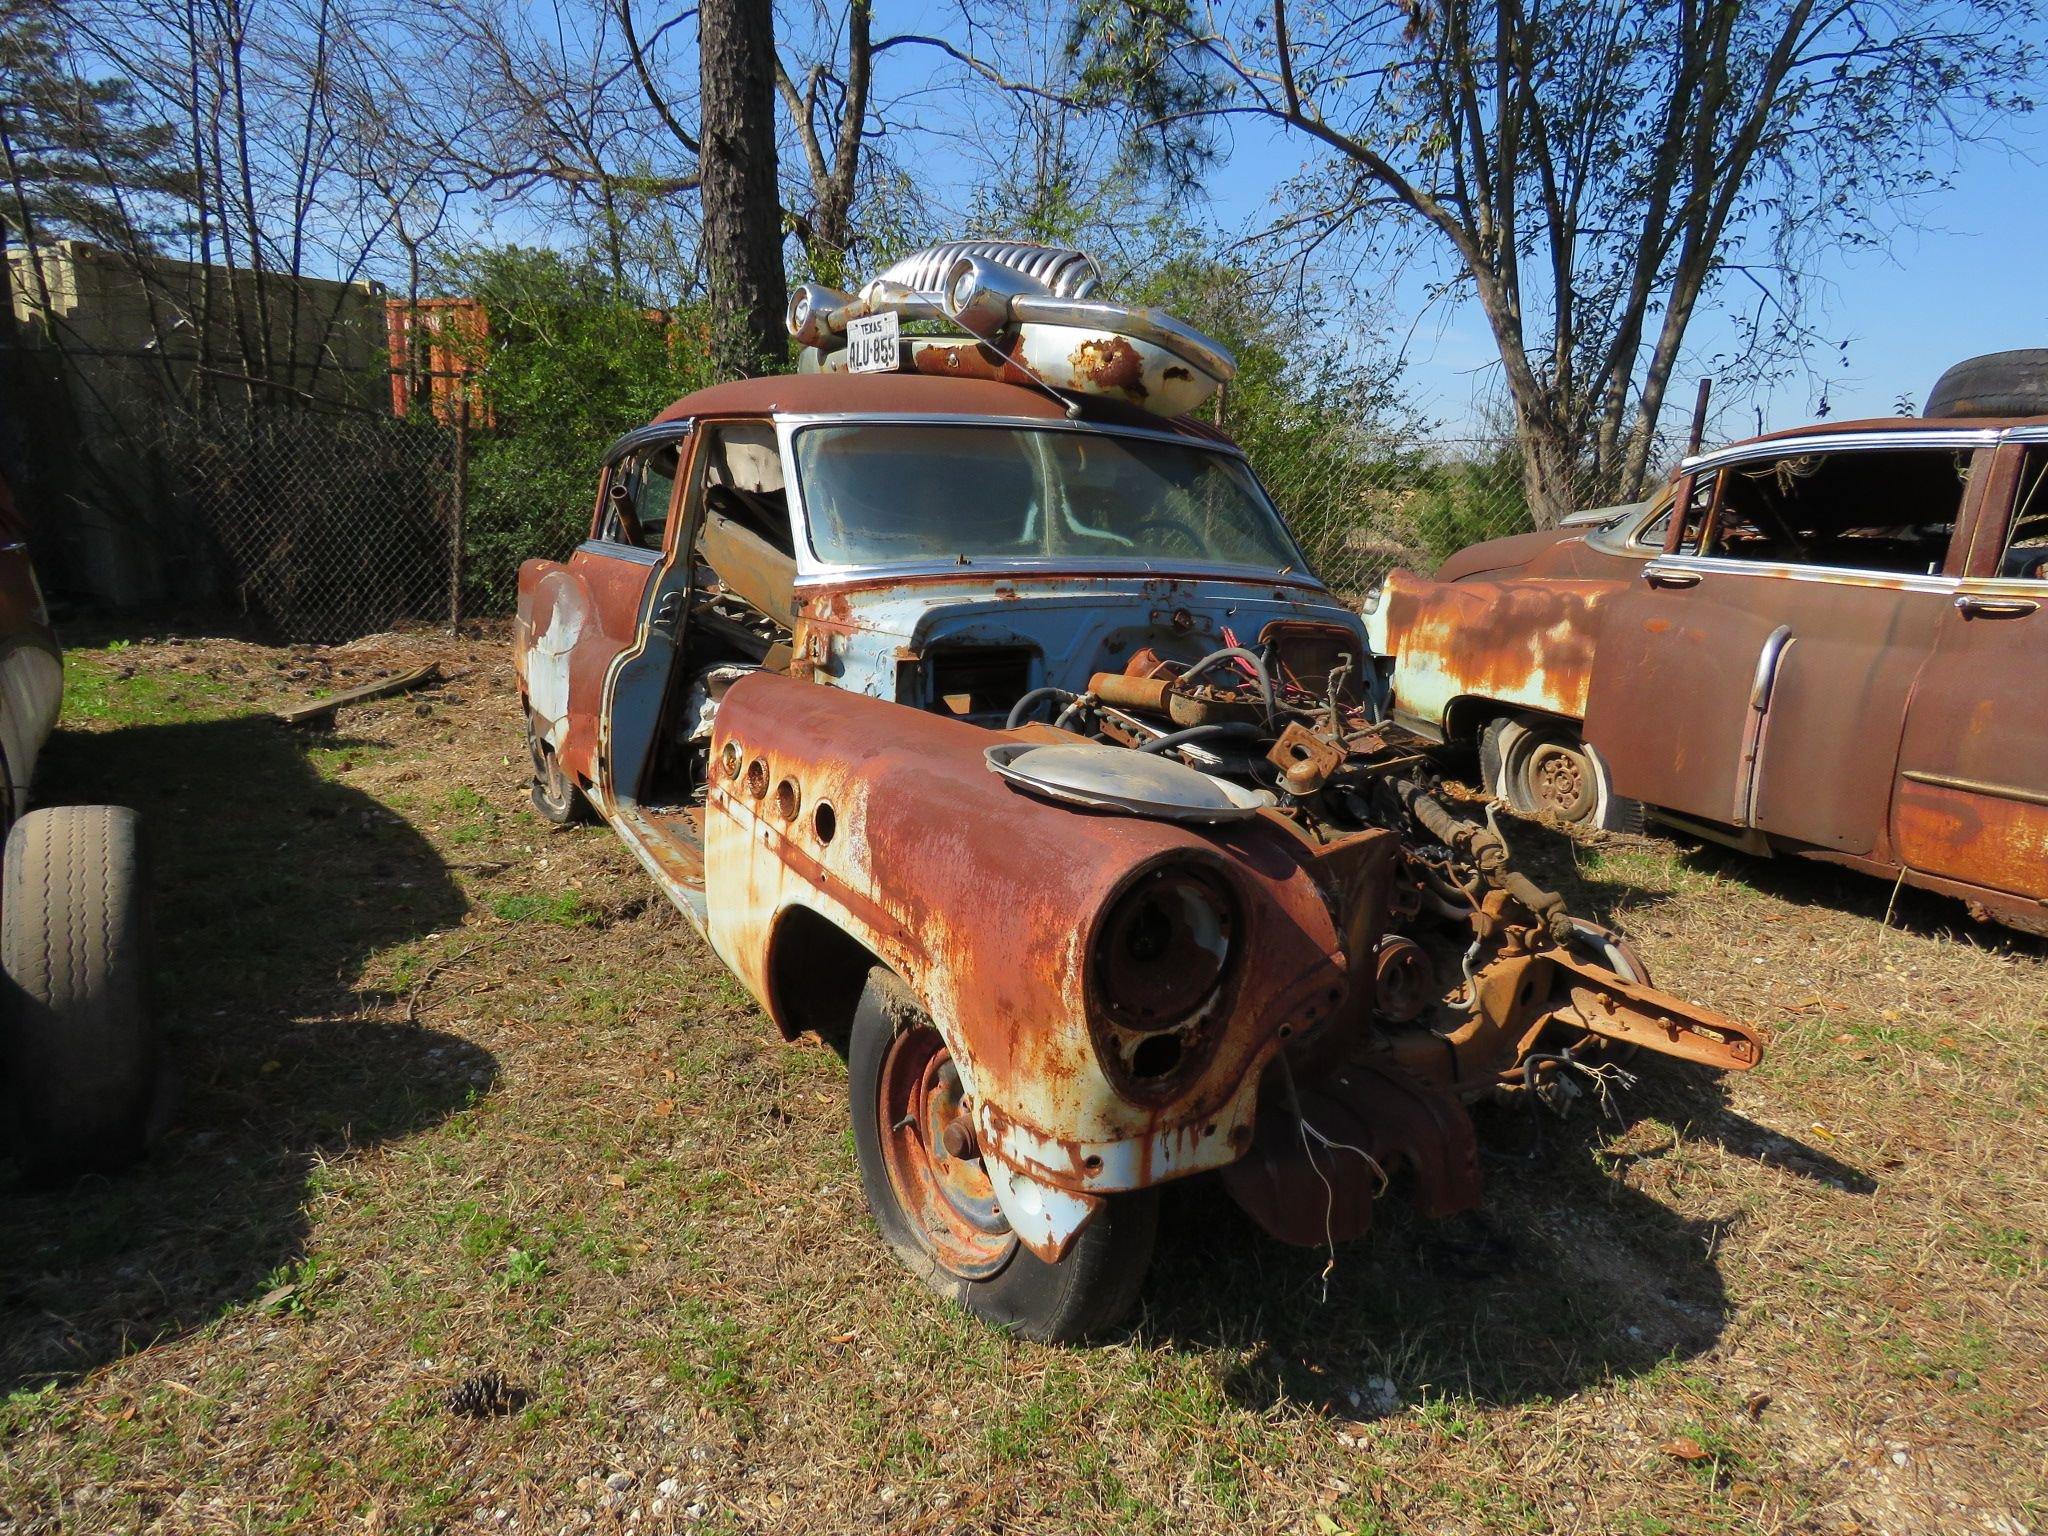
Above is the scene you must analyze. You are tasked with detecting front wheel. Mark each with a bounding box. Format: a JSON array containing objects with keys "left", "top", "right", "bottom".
[
  {"left": 1483, "top": 716, "right": 1643, "bottom": 832},
  {"left": 526, "top": 713, "right": 593, "bottom": 825},
  {"left": 848, "top": 969, "right": 1157, "bottom": 1342}
]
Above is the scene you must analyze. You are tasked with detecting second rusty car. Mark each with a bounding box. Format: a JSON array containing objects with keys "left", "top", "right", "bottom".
[
  {"left": 514, "top": 242, "right": 1763, "bottom": 1339},
  {"left": 1367, "top": 373, "right": 2048, "bottom": 938}
]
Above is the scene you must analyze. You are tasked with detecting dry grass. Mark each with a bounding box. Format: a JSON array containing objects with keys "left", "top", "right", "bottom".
[{"left": 0, "top": 626, "right": 2042, "bottom": 1536}]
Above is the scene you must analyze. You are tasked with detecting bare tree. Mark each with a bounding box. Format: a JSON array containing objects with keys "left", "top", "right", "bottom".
[{"left": 1070, "top": 0, "right": 2041, "bottom": 521}]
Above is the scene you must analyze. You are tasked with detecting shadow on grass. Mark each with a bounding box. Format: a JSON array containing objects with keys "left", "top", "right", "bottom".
[
  {"left": 1142, "top": 1071, "right": 1783, "bottom": 1414},
  {"left": 1492, "top": 804, "right": 2046, "bottom": 957},
  {"left": 0, "top": 713, "right": 489, "bottom": 1390},
  {"left": 1137, "top": 816, "right": 1883, "bottom": 1413}
]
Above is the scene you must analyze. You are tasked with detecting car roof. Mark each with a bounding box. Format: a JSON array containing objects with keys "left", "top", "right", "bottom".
[
  {"left": 648, "top": 371, "right": 1237, "bottom": 446},
  {"left": 1735, "top": 412, "right": 2048, "bottom": 446}
]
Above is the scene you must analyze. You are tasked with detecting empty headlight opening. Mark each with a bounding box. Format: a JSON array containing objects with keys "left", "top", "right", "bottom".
[{"left": 1086, "top": 859, "right": 1243, "bottom": 1091}]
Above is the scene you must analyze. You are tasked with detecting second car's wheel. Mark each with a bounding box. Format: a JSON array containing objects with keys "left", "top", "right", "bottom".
[
  {"left": 0, "top": 805, "right": 158, "bottom": 1182},
  {"left": 1484, "top": 717, "right": 1643, "bottom": 832},
  {"left": 848, "top": 968, "right": 1158, "bottom": 1342},
  {"left": 527, "top": 714, "right": 593, "bottom": 825}
]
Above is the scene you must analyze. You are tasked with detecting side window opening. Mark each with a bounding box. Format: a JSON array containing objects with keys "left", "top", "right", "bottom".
[
  {"left": 1687, "top": 449, "right": 1970, "bottom": 575},
  {"left": 660, "top": 422, "right": 797, "bottom": 806},
  {"left": 600, "top": 443, "right": 680, "bottom": 549},
  {"left": 2002, "top": 449, "right": 2048, "bottom": 581}
]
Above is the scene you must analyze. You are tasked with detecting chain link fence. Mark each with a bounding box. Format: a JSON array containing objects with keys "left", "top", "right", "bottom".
[
  {"left": 1255, "top": 430, "right": 1648, "bottom": 600},
  {"left": 174, "top": 406, "right": 463, "bottom": 641},
  {"left": 11, "top": 339, "right": 1656, "bottom": 640}
]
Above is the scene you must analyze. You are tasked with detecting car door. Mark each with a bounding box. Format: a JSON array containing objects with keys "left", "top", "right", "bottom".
[
  {"left": 1585, "top": 432, "right": 1995, "bottom": 850},
  {"left": 544, "top": 431, "right": 686, "bottom": 794},
  {"left": 1891, "top": 437, "right": 2048, "bottom": 905}
]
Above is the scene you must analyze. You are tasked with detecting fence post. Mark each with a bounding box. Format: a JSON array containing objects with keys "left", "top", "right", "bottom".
[{"left": 449, "top": 394, "right": 468, "bottom": 631}]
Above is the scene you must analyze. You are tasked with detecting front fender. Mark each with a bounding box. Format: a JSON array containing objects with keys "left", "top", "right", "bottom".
[
  {"left": 704, "top": 672, "right": 1351, "bottom": 1205},
  {"left": 1379, "top": 568, "right": 1619, "bottom": 735}
]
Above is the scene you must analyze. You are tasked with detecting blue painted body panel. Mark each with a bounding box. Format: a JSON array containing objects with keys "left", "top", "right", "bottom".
[{"left": 802, "top": 573, "right": 1368, "bottom": 705}]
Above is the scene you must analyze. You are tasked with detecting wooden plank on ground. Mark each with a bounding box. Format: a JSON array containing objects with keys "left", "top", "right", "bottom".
[{"left": 276, "top": 663, "right": 440, "bottom": 727}]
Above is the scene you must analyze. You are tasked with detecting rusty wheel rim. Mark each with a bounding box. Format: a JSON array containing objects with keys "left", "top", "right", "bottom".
[
  {"left": 1525, "top": 740, "right": 1595, "bottom": 821},
  {"left": 877, "top": 1025, "right": 1015, "bottom": 1279},
  {"left": 527, "top": 720, "right": 571, "bottom": 804}
]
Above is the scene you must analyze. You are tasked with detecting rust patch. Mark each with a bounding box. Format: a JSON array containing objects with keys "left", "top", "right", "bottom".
[{"left": 1069, "top": 336, "right": 1148, "bottom": 401}]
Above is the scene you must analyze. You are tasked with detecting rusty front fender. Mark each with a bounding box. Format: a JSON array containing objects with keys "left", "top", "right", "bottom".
[
  {"left": 705, "top": 673, "right": 1354, "bottom": 1228},
  {"left": 1380, "top": 568, "right": 1619, "bottom": 738}
]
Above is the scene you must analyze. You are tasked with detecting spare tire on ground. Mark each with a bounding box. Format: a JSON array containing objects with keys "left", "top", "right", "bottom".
[{"left": 1925, "top": 350, "right": 2048, "bottom": 418}]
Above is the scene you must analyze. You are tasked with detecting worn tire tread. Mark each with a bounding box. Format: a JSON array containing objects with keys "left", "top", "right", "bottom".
[{"left": 1, "top": 805, "right": 156, "bottom": 1179}]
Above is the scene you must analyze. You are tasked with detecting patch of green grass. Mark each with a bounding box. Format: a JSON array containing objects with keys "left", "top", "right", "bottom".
[
  {"left": 442, "top": 786, "right": 490, "bottom": 815},
  {"left": 500, "top": 1246, "right": 549, "bottom": 1288},
  {"left": 0, "top": 1384, "right": 71, "bottom": 1437},
  {"left": 489, "top": 891, "right": 596, "bottom": 927},
  {"left": 255, "top": 1254, "right": 330, "bottom": 1315},
  {"left": 645, "top": 1301, "right": 758, "bottom": 1439},
  {"left": 1964, "top": 1223, "right": 2038, "bottom": 1279},
  {"left": 62, "top": 655, "right": 232, "bottom": 726}
]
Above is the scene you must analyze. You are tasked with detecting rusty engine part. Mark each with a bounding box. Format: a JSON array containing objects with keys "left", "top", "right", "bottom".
[{"left": 1021, "top": 631, "right": 1766, "bottom": 1251}]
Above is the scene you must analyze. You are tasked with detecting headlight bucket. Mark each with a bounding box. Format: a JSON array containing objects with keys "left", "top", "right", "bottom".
[{"left": 1086, "top": 857, "right": 1243, "bottom": 1094}]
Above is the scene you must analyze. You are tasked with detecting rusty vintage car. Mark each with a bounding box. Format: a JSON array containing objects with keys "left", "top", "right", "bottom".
[
  {"left": 514, "top": 241, "right": 1763, "bottom": 1340},
  {"left": 1367, "top": 373, "right": 2048, "bottom": 938}
]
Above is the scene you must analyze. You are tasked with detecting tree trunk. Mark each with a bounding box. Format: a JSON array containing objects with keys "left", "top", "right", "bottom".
[
  {"left": 699, "top": 0, "right": 786, "bottom": 377},
  {"left": 1517, "top": 417, "right": 1580, "bottom": 528}
]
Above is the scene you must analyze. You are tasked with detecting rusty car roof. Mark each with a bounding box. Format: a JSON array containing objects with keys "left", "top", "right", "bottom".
[
  {"left": 1732, "top": 412, "right": 2048, "bottom": 447},
  {"left": 649, "top": 372, "right": 1236, "bottom": 444}
]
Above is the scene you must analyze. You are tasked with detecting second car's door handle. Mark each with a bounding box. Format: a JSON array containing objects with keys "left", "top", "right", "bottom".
[
  {"left": 1643, "top": 566, "right": 1702, "bottom": 589},
  {"left": 1954, "top": 593, "right": 2039, "bottom": 618},
  {"left": 652, "top": 590, "right": 684, "bottom": 636}
]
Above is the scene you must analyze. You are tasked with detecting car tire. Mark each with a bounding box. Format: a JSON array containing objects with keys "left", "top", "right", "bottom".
[
  {"left": 1925, "top": 349, "right": 2048, "bottom": 418},
  {"left": 1, "top": 805, "right": 158, "bottom": 1181},
  {"left": 1484, "top": 716, "right": 1644, "bottom": 832},
  {"left": 527, "top": 715, "right": 593, "bottom": 825},
  {"left": 848, "top": 967, "right": 1157, "bottom": 1343}
]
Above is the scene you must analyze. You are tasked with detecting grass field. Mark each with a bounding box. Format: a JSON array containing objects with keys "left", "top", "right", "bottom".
[{"left": 1, "top": 627, "right": 2041, "bottom": 1535}]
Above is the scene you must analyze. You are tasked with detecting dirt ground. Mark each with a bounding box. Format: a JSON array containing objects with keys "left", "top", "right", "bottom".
[{"left": 0, "top": 625, "right": 2041, "bottom": 1536}]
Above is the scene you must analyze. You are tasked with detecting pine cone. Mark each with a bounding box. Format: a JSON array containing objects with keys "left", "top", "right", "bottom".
[{"left": 447, "top": 1369, "right": 526, "bottom": 1418}]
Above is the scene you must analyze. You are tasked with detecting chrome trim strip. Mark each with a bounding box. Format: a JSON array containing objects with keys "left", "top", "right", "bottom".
[
  {"left": 1900, "top": 769, "right": 2048, "bottom": 810},
  {"left": 575, "top": 539, "right": 664, "bottom": 566},
  {"left": 599, "top": 419, "right": 695, "bottom": 465},
  {"left": 773, "top": 411, "right": 1250, "bottom": 459},
  {"left": 1735, "top": 625, "right": 1794, "bottom": 826},
  {"left": 787, "top": 561, "right": 1337, "bottom": 594},
  {"left": 1679, "top": 428, "right": 2001, "bottom": 474},
  {"left": 1748, "top": 624, "right": 1796, "bottom": 710},
  {"left": 1646, "top": 555, "right": 1961, "bottom": 595}
]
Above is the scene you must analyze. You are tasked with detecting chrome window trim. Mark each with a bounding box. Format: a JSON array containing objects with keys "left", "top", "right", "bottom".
[
  {"left": 773, "top": 414, "right": 1318, "bottom": 586},
  {"left": 786, "top": 559, "right": 1337, "bottom": 593},
  {"left": 600, "top": 419, "right": 695, "bottom": 465},
  {"left": 771, "top": 411, "right": 1251, "bottom": 459},
  {"left": 1646, "top": 553, "right": 1960, "bottom": 595},
  {"left": 1679, "top": 427, "right": 2001, "bottom": 475},
  {"left": 575, "top": 538, "right": 664, "bottom": 566}
]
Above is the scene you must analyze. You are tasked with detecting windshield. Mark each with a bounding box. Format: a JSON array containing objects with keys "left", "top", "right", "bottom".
[{"left": 793, "top": 423, "right": 1309, "bottom": 572}]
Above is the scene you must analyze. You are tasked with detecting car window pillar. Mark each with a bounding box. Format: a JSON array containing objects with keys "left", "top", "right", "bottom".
[{"left": 1957, "top": 441, "right": 2025, "bottom": 579}]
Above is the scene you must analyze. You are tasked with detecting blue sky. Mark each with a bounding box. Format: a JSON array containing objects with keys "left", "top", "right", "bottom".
[{"left": 1191, "top": 118, "right": 2048, "bottom": 441}]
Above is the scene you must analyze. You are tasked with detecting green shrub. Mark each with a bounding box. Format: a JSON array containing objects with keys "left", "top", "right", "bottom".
[{"left": 436, "top": 247, "right": 719, "bottom": 613}]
